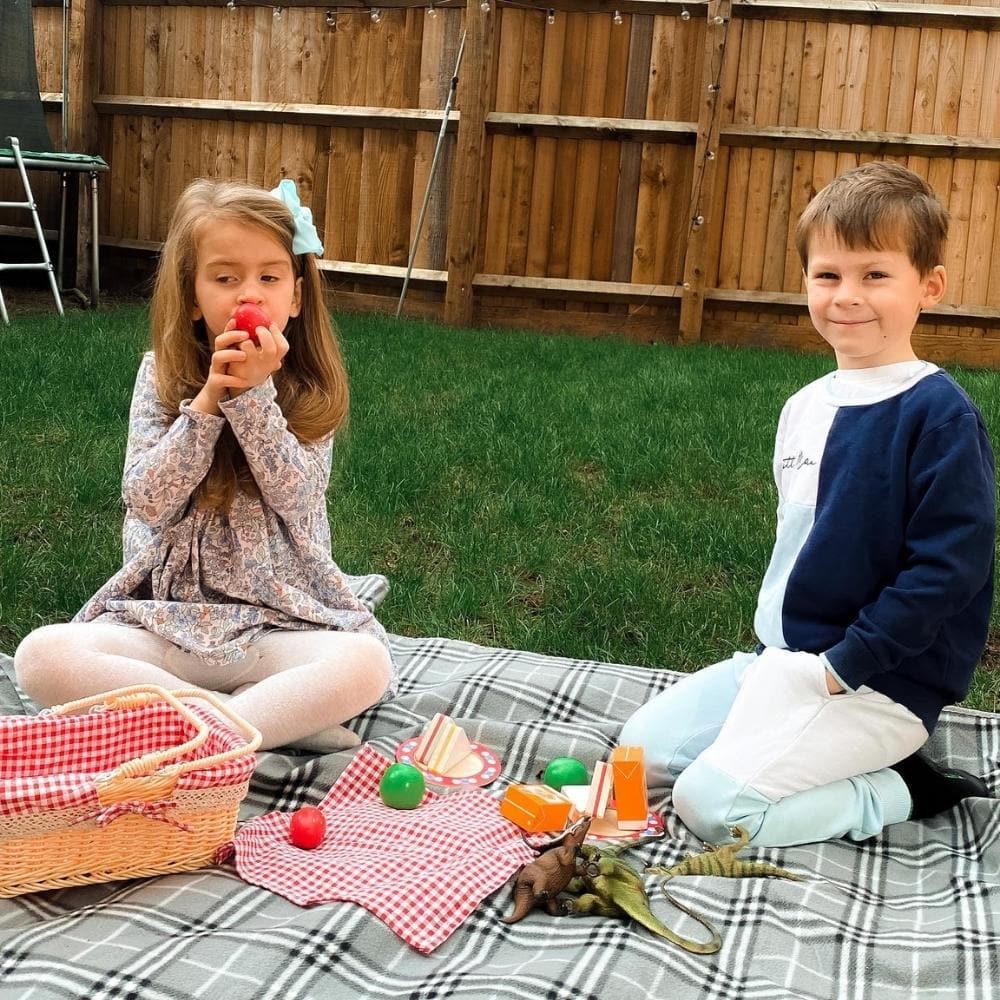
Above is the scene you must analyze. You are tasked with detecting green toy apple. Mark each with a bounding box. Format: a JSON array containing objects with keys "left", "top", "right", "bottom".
[
  {"left": 542, "top": 756, "right": 589, "bottom": 790},
  {"left": 379, "top": 763, "right": 426, "bottom": 809}
]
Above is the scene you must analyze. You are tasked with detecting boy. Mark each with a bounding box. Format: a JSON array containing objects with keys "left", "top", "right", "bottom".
[{"left": 621, "top": 162, "right": 995, "bottom": 847}]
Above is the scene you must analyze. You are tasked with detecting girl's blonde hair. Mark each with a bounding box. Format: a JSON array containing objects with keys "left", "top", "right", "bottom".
[{"left": 150, "top": 178, "right": 348, "bottom": 510}]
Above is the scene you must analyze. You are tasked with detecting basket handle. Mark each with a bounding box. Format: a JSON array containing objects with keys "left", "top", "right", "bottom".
[
  {"left": 49, "top": 685, "right": 212, "bottom": 779},
  {"left": 49, "top": 685, "right": 261, "bottom": 806}
]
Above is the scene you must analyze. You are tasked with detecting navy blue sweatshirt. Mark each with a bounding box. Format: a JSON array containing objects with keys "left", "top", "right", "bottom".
[{"left": 754, "top": 361, "right": 995, "bottom": 733}]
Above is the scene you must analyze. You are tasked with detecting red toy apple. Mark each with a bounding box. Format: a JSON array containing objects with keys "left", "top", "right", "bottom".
[
  {"left": 232, "top": 303, "right": 271, "bottom": 345},
  {"left": 289, "top": 805, "right": 327, "bottom": 849}
]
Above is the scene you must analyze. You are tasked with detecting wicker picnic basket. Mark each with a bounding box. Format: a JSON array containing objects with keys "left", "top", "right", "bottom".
[{"left": 0, "top": 685, "right": 262, "bottom": 898}]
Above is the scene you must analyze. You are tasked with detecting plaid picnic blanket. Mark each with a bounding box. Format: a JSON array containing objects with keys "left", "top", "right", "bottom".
[{"left": 1, "top": 635, "right": 999, "bottom": 1000}]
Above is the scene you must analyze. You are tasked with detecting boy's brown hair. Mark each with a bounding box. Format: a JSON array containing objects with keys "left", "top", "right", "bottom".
[{"left": 795, "top": 161, "right": 949, "bottom": 277}]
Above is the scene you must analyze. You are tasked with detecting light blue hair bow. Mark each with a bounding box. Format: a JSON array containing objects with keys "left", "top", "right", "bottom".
[{"left": 270, "top": 178, "right": 324, "bottom": 257}]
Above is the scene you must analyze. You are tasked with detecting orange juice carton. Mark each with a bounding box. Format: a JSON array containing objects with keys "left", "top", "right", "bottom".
[
  {"left": 610, "top": 745, "right": 648, "bottom": 830},
  {"left": 499, "top": 783, "right": 573, "bottom": 833}
]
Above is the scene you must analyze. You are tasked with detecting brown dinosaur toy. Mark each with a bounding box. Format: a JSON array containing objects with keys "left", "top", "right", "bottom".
[{"left": 500, "top": 819, "right": 592, "bottom": 924}]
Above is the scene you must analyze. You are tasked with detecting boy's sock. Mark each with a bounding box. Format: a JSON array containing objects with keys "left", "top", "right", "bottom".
[{"left": 889, "top": 753, "right": 989, "bottom": 820}]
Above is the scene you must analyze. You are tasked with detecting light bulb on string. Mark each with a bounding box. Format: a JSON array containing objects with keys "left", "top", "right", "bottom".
[
  {"left": 680, "top": 7, "right": 690, "bottom": 19},
  {"left": 370, "top": 6, "right": 382, "bottom": 22},
  {"left": 480, "top": 0, "right": 491, "bottom": 11},
  {"left": 546, "top": 7, "right": 555, "bottom": 24},
  {"left": 612, "top": 9, "right": 623, "bottom": 25},
  {"left": 692, "top": 214, "right": 705, "bottom": 228},
  {"left": 713, "top": 14, "right": 726, "bottom": 24},
  {"left": 426, "top": 2, "right": 437, "bottom": 17},
  {"left": 272, "top": 5, "right": 283, "bottom": 18},
  {"left": 226, "top": 0, "right": 236, "bottom": 9},
  {"left": 325, "top": 8, "right": 336, "bottom": 28}
]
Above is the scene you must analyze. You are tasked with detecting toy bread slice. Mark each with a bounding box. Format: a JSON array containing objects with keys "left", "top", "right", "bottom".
[{"left": 412, "top": 712, "right": 474, "bottom": 773}]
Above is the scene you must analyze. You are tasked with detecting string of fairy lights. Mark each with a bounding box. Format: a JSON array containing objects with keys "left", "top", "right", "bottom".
[
  {"left": 219, "top": 1, "right": 713, "bottom": 27},
  {"left": 223, "top": 0, "right": 732, "bottom": 286}
]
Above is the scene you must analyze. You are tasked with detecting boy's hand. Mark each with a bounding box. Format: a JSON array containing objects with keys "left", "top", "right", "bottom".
[
  {"left": 221, "top": 320, "right": 290, "bottom": 398},
  {"left": 824, "top": 670, "right": 845, "bottom": 695}
]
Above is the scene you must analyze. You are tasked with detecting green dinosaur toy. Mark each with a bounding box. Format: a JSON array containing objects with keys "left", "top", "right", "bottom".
[
  {"left": 646, "top": 825, "right": 802, "bottom": 883},
  {"left": 562, "top": 840, "right": 723, "bottom": 954}
]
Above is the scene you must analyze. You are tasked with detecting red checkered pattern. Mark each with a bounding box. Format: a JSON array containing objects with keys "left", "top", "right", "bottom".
[
  {"left": 231, "top": 745, "right": 536, "bottom": 954},
  {"left": 0, "top": 701, "right": 256, "bottom": 818}
]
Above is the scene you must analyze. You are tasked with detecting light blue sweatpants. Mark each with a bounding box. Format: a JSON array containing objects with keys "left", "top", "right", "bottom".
[{"left": 619, "top": 648, "right": 927, "bottom": 847}]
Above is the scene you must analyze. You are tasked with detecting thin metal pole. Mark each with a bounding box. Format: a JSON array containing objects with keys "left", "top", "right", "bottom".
[{"left": 395, "top": 28, "right": 467, "bottom": 320}]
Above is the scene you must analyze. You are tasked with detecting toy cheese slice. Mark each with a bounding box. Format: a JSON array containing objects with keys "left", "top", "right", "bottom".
[
  {"left": 499, "top": 784, "right": 573, "bottom": 833},
  {"left": 610, "top": 745, "right": 648, "bottom": 830},
  {"left": 412, "top": 713, "right": 475, "bottom": 774}
]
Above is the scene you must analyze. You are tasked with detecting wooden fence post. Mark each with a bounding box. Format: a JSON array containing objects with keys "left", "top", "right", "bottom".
[
  {"left": 66, "top": 0, "right": 102, "bottom": 294},
  {"left": 444, "top": 0, "right": 497, "bottom": 327},
  {"left": 679, "top": 0, "right": 733, "bottom": 343}
]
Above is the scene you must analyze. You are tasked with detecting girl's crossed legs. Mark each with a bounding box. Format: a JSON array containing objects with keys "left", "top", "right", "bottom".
[
  {"left": 619, "top": 648, "right": 927, "bottom": 847},
  {"left": 14, "top": 621, "right": 393, "bottom": 752}
]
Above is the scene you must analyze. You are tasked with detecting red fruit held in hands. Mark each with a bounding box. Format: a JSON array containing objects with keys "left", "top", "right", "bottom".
[
  {"left": 289, "top": 805, "right": 327, "bottom": 849},
  {"left": 232, "top": 303, "right": 271, "bottom": 345}
]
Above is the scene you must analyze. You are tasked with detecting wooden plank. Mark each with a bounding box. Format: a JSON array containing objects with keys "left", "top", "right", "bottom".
[
  {"left": 410, "top": 9, "right": 455, "bottom": 269},
  {"left": 483, "top": 7, "right": 525, "bottom": 275},
  {"left": 104, "top": 0, "right": 706, "bottom": 14},
  {"left": 546, "top": 12, "right": 589, "bottom": 285},
  {"left": 93, "top": 94, "right": 458, "bottom": 131},
  {"left": 679, "top": 0, "right": 734, "bottom": 340},
  {"left": 488, "top": 111, "right": 696, "bottom": 142},
  {"left": 760, "top": 17, "right": 801, "bottom": 291},
  {"left": 567, "top": 13, "right": 612, "bottom": 280},
  {"left": 926, "top": 23, "right": 965, "bottom": 332},
  {"left": 717, "top": 7, "right": 755, "bottom": 292},
  {"left": 524, "top": 10, "right": 565, "bottom": 278},
  {"left": 592, "top": 10, "right": 630, "bottom": 286},
  {"left": 712, "top": 124, "right": 1000, "bottom": 160},
  {"left": 945, "top": 27, "right": 986, "bottom": 307},
  {"left": 505, "top": 12, "right": 543, "bottom": 279},
  {"left": 736, "top": 0, "right": 1000, "bottom": 31},
  {"left": 702, "top": 315, "right": 1000, "bottom": 368},
  {"left": 444, "top": 0, "right": 497, "bottom": 325},
  {"left": 611, "top": 14, "right": 654, "bottom": 284},
  {"left": 67, "top": 0, "right": 105, "bottom": 266},
  {"left": 740, "top": 16, "right": 783, "bottom": 292}
]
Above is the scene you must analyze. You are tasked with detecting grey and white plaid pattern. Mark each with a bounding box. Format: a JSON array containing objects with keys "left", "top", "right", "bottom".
[{"left": 2, "top": 636, "right": 998, "bottom": 1000}]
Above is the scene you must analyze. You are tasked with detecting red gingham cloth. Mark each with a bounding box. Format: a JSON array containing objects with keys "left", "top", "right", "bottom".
[
  {"left": 230, "top": 745, "right": 536, "bottom": 954},
  {"left": 0, "top": 702, "right": 256, "bottom": 818}
]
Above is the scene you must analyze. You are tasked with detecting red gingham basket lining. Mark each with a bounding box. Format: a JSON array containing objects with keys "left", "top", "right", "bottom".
[{"left": 0, "top": 701, "right": 256, "bottom": 818}]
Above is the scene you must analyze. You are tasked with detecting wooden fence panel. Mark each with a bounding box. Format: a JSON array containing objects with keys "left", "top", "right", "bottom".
[{"left": 16, "top": 0, "right": 1000, "bottom": 365}]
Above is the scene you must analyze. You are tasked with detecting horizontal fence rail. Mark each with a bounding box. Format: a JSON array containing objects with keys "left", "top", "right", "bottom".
[{"left": 9, "top": 0, "right": 1000, "bottom": 366}]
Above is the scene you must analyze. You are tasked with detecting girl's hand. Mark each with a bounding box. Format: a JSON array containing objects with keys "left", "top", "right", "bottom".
[
  {"left": 189, "top": 328, "right": 279, "bottom": 415},
  {"left": 225, "top": 319, "right": 289, "bottom": 398}
]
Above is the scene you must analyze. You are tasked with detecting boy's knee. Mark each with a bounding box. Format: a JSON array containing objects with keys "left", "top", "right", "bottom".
[{"left": 672, "top": 764, "right": 767, "bottom": 845}]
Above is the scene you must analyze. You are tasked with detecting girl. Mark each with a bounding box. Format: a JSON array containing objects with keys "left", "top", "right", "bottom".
[{"left": 14, "top": 179, "right": 396, "bottom": 752}]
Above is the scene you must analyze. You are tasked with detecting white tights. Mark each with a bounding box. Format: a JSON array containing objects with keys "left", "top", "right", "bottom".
[{"left": 14, "top": 622, "right": 394, "bottom": 753}]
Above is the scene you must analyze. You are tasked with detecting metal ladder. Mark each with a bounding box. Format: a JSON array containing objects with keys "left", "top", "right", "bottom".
[{"left": 0, "top": 136, "right": 64, "bottom": 324}]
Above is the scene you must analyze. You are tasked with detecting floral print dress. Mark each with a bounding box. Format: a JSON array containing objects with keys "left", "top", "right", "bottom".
[{"left": 76, "top": 353, "right": 396, "bottom": 690}]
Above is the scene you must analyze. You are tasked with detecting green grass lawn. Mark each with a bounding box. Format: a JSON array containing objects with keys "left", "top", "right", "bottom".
[{"left": 2, "top": 305, "right": 998, "bottom": 712}]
